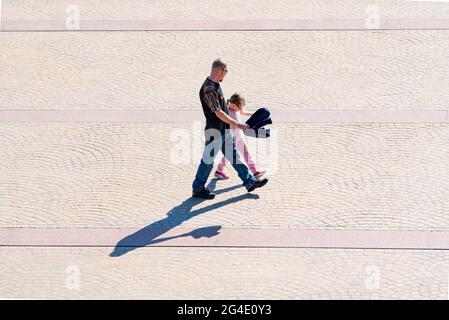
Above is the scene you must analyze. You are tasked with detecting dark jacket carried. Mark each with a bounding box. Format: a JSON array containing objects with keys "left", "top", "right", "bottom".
[{"left": 244, "top": 107, "right": 272, "bottom": 139}]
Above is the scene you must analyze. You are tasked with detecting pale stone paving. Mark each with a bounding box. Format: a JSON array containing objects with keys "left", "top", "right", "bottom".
[
  {"left": 1, "top": 123, "right": 449, "bottom": 230},
  {"left": 1, "top": 31, "right": 449, "bottom": 110},
  {"left": 1, "top": 0, "right": 449, "bottom": 299},
  {"left": 0, "top": 247, "right": 448, "bottom": 299}
]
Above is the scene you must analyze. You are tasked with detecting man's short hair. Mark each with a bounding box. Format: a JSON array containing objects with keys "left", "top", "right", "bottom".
[{"left": 211, "top": 58, "right": 227, "bottom": 70}]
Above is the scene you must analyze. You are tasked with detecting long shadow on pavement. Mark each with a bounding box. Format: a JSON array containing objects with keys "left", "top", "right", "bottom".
[{"left": 110, "top": 179, "right": 259, "bottom": 257}]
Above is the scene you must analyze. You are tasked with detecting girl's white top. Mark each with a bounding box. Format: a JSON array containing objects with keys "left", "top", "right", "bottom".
[{"left": 228, "top": 109, "right": 245, "bottom": 141}]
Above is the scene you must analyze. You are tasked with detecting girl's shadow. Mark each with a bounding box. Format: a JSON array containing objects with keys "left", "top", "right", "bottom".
[{"left": 110, "top": 179, "right": 259, "bottom": 257}]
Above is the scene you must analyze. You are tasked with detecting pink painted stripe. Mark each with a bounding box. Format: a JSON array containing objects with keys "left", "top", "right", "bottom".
[
  {"left": 0, "top": 227, "right": 448, "bottom": 249},
  {"left": 0, "top": 109, "right": 202, "bottom": 123},
  {"left": 0, "top": 109, "right": 447, "bottom": 123},
  {"left": 273, "top": 110, "right": 448, "bottom": 123},
  {"left": 3, "top": 18, "right": 449, "bottom": 31}
]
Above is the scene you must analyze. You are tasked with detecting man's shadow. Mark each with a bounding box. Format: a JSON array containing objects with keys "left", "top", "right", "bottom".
[{"left": 110, "top": 179, "right": 259, "bottom": 257}]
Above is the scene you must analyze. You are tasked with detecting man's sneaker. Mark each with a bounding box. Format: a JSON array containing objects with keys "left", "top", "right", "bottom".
[
  {"left": 214, "top": 171, "right": 230, "bottom": 180},
  {"left": 253, "top": 170, "right": 266, "bottom": 180},
  {"left": 192, "top": 188, "right": 215, "bottom": 200},
  {"left": 247, "top": 178, "right": 268, "bottom": 192}
]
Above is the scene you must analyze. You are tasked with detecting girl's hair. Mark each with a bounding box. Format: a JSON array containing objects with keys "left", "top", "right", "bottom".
[{"left": 228, "top": 93, "right": 246, "bottom": 109}]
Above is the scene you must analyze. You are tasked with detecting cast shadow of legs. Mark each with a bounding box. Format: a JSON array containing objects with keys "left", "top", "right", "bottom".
[{"left": 110, "top": 179, "right": 259, "bottom": 257}]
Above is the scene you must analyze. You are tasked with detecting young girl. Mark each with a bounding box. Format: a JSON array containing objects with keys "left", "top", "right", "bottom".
[{"left": 214, "top": 93, "right": 266, "bottom": 180}]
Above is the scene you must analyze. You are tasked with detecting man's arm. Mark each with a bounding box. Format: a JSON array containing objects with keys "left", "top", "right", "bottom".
[{"left": 215, "top": 110, "right": 248, "bottom": 129}]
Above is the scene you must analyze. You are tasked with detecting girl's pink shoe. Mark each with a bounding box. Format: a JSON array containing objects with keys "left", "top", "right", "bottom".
[
  {"left": 253, "top": 170, "right": 266, "bottom": 180},
  {"left": 214, "top": 171, "right": 230, "bottom": 180}
]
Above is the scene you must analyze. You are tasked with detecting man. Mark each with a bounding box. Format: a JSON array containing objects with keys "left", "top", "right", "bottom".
[{"left": 192, "top": 59, "right": 268, "bottom": 199}]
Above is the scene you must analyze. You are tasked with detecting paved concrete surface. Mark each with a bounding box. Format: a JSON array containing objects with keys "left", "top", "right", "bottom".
[
  {"left": 1, "top": 247, "right": 449, "bottom": 299},
  {"left": 1, "top": 1, "right": 449, "bottom": 299},
  {"left": 3, "top": 0, "right": 449, "bottom": 21},
  {"left": 2, "top": 31, "right": 449, "bottom": 110}
]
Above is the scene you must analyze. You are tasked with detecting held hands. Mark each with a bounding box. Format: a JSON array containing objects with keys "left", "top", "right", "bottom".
[{"left": 237, "top": 123, "right": 249, "bottom": 130}]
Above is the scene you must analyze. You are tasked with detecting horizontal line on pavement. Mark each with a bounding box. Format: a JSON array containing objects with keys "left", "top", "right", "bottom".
[
  {"left": 0, "top": 227, "right": 448, "bottom": 250},
  {"left": 3, "top": 19, "right": 449, "bottom": 32},
  {"left": 0, "top": 109, "right": 447, "bottom": 123}
]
